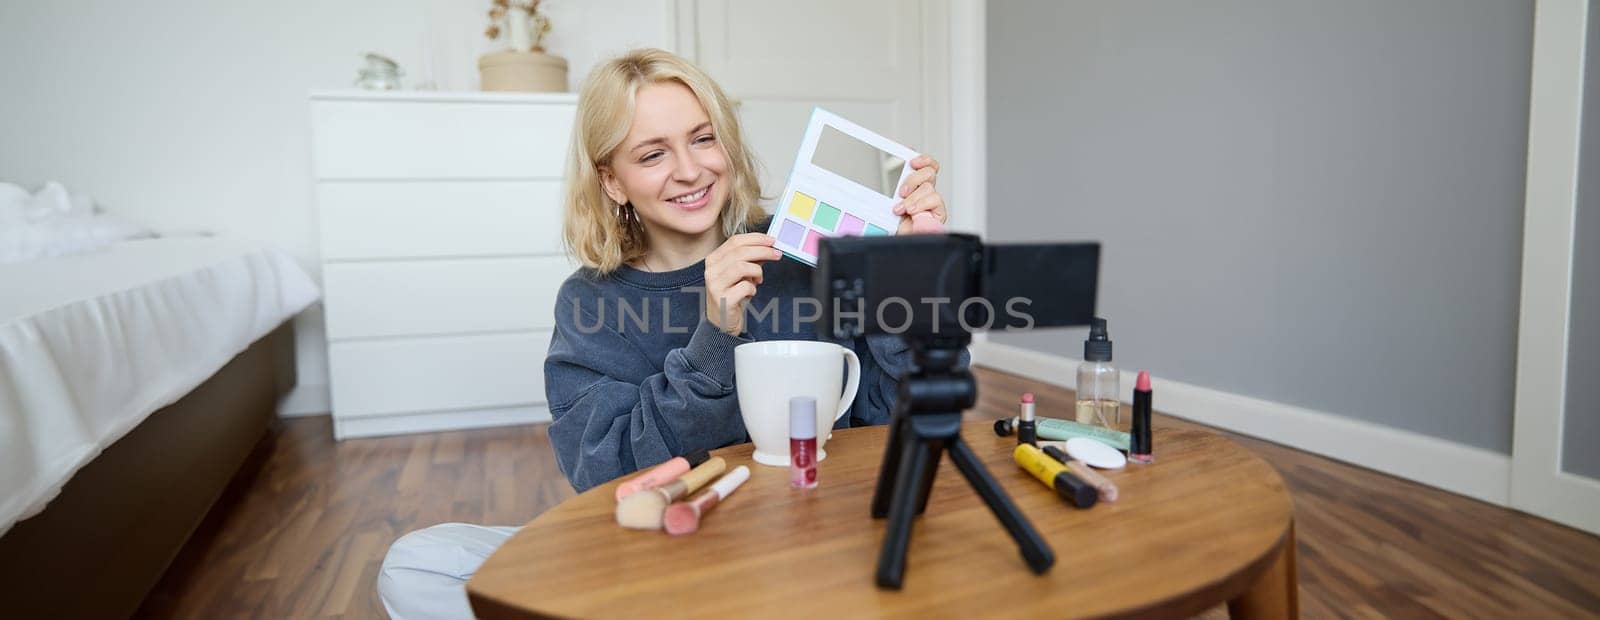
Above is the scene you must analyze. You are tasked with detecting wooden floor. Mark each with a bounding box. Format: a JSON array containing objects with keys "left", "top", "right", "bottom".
[{"left": 138, "top": 368, "right": 1600, "bottom": 619}]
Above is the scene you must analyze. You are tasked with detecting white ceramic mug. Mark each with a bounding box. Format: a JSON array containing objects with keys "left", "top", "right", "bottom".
[{"left": 734, "top": 340, "right": 861, "bottom": 466}]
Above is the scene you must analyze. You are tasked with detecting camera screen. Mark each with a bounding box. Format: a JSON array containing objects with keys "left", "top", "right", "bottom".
[
  {"left": 811, "top": 125, "right": 906, "bottom": 198},
  {"left": 815, "top": 235, "right": 1100, "bottom": 339}
]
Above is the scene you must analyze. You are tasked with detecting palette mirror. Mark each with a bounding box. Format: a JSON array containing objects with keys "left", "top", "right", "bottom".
[{"left": 810, "top": 125, "right": 906, "bottom": 199}]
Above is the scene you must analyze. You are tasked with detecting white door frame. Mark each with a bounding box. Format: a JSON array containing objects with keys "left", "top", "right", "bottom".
[
  {"left": 1511, "top": 0, "right": 1599, "bottom": 535},
  {"left": 948, "top": 0, "right": 986, "bottom": 239}
]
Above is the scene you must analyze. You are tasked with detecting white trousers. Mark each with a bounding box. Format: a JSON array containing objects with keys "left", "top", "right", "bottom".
[{"left": 378, "top": 523, "right": 518, "bottom": 620}]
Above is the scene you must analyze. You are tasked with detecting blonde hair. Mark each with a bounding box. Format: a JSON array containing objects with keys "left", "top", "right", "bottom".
[{"left": 562, "top": 48, "right": 767, "bottom": 274}]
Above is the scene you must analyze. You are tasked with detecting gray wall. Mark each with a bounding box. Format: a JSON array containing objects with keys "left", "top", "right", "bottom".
[
  {"left": 986, "top": 0, "right": 1532, "bottom": 453},
  {"left": 1564, "top": 0, "right": 1600, "bottom": 479}
]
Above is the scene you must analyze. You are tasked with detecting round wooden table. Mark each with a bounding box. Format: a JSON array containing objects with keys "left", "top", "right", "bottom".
[{"left": 468, "top": 421, "right": 1297, "bottom": 618}]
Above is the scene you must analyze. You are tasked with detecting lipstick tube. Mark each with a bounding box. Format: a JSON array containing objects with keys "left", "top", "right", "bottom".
[
  {"left": 1017, "top": 393, "right": 1037, "bottom": 446},
  {"left": 1131, "top": 371, "right": 1153, "bottom": 463}
]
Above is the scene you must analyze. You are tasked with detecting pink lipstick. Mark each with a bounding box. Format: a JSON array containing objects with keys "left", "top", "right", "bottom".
[
  {"left": 1017, "top": 393, "right": 1038, "bottom": 446},
  {"left": 1130, "top": 371, "right": 1153, "bottom": 463}
]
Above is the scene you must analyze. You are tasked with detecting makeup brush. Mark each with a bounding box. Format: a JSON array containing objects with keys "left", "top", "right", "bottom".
[
  {"left": 615, "top": 449, "right": 711, "bottom": 501},
  {"left": 663, "top": 466, "right": 750, "bottom": 536},
  {"left": 616, "top": 457, "right": 726, "bottom": 530}
]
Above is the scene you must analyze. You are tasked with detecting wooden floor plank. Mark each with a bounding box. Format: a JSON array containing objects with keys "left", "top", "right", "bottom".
[
  {"left": 320, "top": 530, "right": 382, "bottom": 617},
  {"left": 137, "top": 367, "right": 1600, "bottom": 618}
]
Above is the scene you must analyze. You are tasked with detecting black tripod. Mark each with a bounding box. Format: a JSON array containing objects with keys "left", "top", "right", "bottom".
[{"left": 871, "top": 334, "right": 1055, "bottom": 589}]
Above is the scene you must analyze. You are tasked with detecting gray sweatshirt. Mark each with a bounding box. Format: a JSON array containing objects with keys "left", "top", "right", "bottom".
[{"left": 543, "top": 249, "right": 921, "bottom": 492}]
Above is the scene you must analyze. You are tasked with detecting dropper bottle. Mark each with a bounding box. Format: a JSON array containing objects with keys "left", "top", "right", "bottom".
[{"left": 1075, "top": 318, "right": 1120, "bottom": 428}]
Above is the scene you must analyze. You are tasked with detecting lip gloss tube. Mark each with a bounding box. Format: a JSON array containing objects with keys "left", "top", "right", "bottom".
[{"left": 790, "top": 397, "right": 818, "bottom": 489}]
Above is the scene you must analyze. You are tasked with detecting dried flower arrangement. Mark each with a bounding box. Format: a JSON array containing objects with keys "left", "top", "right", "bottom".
[{"left": 485, "top": 0, "right": 552, "bottom": 52}]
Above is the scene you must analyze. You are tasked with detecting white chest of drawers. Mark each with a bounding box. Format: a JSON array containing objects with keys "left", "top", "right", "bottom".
[{"left": 308, "top": 90, "right": 578, "bottom": 439}]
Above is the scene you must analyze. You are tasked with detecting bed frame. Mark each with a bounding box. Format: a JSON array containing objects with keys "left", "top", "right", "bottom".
[{"left": 0, "top": 323, "right": 295, "bottom": 619}]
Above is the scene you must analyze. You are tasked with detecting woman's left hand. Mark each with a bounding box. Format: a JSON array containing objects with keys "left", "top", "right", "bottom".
[{"left": 893, "top": 154, "right": 948, "bottom": 234}]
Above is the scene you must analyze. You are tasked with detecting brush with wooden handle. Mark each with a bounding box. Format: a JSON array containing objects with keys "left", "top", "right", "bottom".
[
  {"left": 616, "top": 456, "right": 727, "bottom": 530},
  {"left": 614, "top": 449, "right": 711, "bottom": 501}
]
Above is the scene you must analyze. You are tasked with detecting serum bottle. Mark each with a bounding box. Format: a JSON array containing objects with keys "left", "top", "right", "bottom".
[
  {"left": 790, "top": 396, "right": 818, "bottom": 489},
  {"left": 1076, "top": 317, "right": 1120, "bottom": 428}
]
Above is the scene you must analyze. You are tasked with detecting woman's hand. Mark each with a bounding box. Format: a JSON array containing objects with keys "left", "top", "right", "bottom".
[
  {"left": 892, "top": 154, "right": 948, "bottom": 234},
  {"left": 704, "top": 233, "right": 782, "bottom": 335}
]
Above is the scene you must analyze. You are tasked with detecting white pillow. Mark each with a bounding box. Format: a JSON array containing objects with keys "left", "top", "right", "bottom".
[
  {"left": 0, "top": 183, "right": 28, "bottom": 226},
  {"left": 0, "top": 182, "right": 151, "bottom": 264}
]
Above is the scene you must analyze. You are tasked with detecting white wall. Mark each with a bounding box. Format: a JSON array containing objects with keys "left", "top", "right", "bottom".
[{"left": 0, "top": 0, "right": 673, "bottom": 413}]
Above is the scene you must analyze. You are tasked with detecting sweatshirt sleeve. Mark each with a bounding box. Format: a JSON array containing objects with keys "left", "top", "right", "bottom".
[{"left": 544, "top": 289, "right": 751, "bottom": 493}]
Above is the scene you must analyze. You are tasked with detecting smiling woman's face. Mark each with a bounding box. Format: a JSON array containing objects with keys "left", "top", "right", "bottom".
[{"left": 600, "top": 80, "right": 731, "bottom": 248}]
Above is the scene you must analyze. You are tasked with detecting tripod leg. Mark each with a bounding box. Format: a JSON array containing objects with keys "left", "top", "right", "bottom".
[
  {"left": 871, "top": 414, "right": 909, "bottom": 518},
  {"left": 947, "top": 438, "right": 1056, "bottom": 574},
  {"left": 876, "top": 437, "right": 932, "bottom": 589},
  {"left": 914, "top": 440, "right": 943, "bottom": 514}
]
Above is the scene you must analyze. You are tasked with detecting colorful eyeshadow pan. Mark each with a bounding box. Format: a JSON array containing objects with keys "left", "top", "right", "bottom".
[
  {"left": 788, "top": 192, "right": 817, "bottom": 219},
  {"left": 837, "top": 214, "right": 865, "bottom": 236},
  {"left": 865, "top": 224, "right": 890, "bottom": 236},
  {"left": 778, "top": 219, "right": 807, "bottom": 247},
  {"left": 802, "top": 229, "right": 823, "bottom": 256},
  {"left": 813, "top": 202, "right": 842, "bottom": 231}
]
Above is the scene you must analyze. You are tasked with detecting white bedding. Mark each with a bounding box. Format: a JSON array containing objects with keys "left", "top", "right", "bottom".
[
  {"left": 1, "top": 181, "right": 151, "bottom": 264},
  {"left": 0, "top": 236, "right": 319, "bottom": 535}
]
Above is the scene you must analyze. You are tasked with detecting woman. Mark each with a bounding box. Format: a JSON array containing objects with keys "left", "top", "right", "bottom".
[{"left": 378, "top": 48, "right": 949, "bottom": 620}]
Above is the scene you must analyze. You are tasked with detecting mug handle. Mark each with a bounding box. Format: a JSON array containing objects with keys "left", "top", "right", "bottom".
[{"left": 835, "top": 348, "right": 861, "bottom": 424}]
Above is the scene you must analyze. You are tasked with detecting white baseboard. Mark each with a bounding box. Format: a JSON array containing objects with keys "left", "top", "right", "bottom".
[
  {"left": 333, "top": 405, "right": 551, "bottom": 440},
  {"left": 1512, "top": 467, "right": 1600, "bottom": 535},
  {"left": 278, "top": 383, "right": 331, "bottom": 418},
  {"left": 970, "top": 342, "right": 1513, "bottom": 506}
]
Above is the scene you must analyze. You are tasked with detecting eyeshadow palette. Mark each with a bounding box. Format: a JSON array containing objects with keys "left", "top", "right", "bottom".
[{"left": 766, "top": 108, "right": 918, "bottom": 265}]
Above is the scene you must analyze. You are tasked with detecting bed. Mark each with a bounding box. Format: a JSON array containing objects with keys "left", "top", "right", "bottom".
[{"left": 0, "top": 235, "right": 318, "bottom": 618}]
